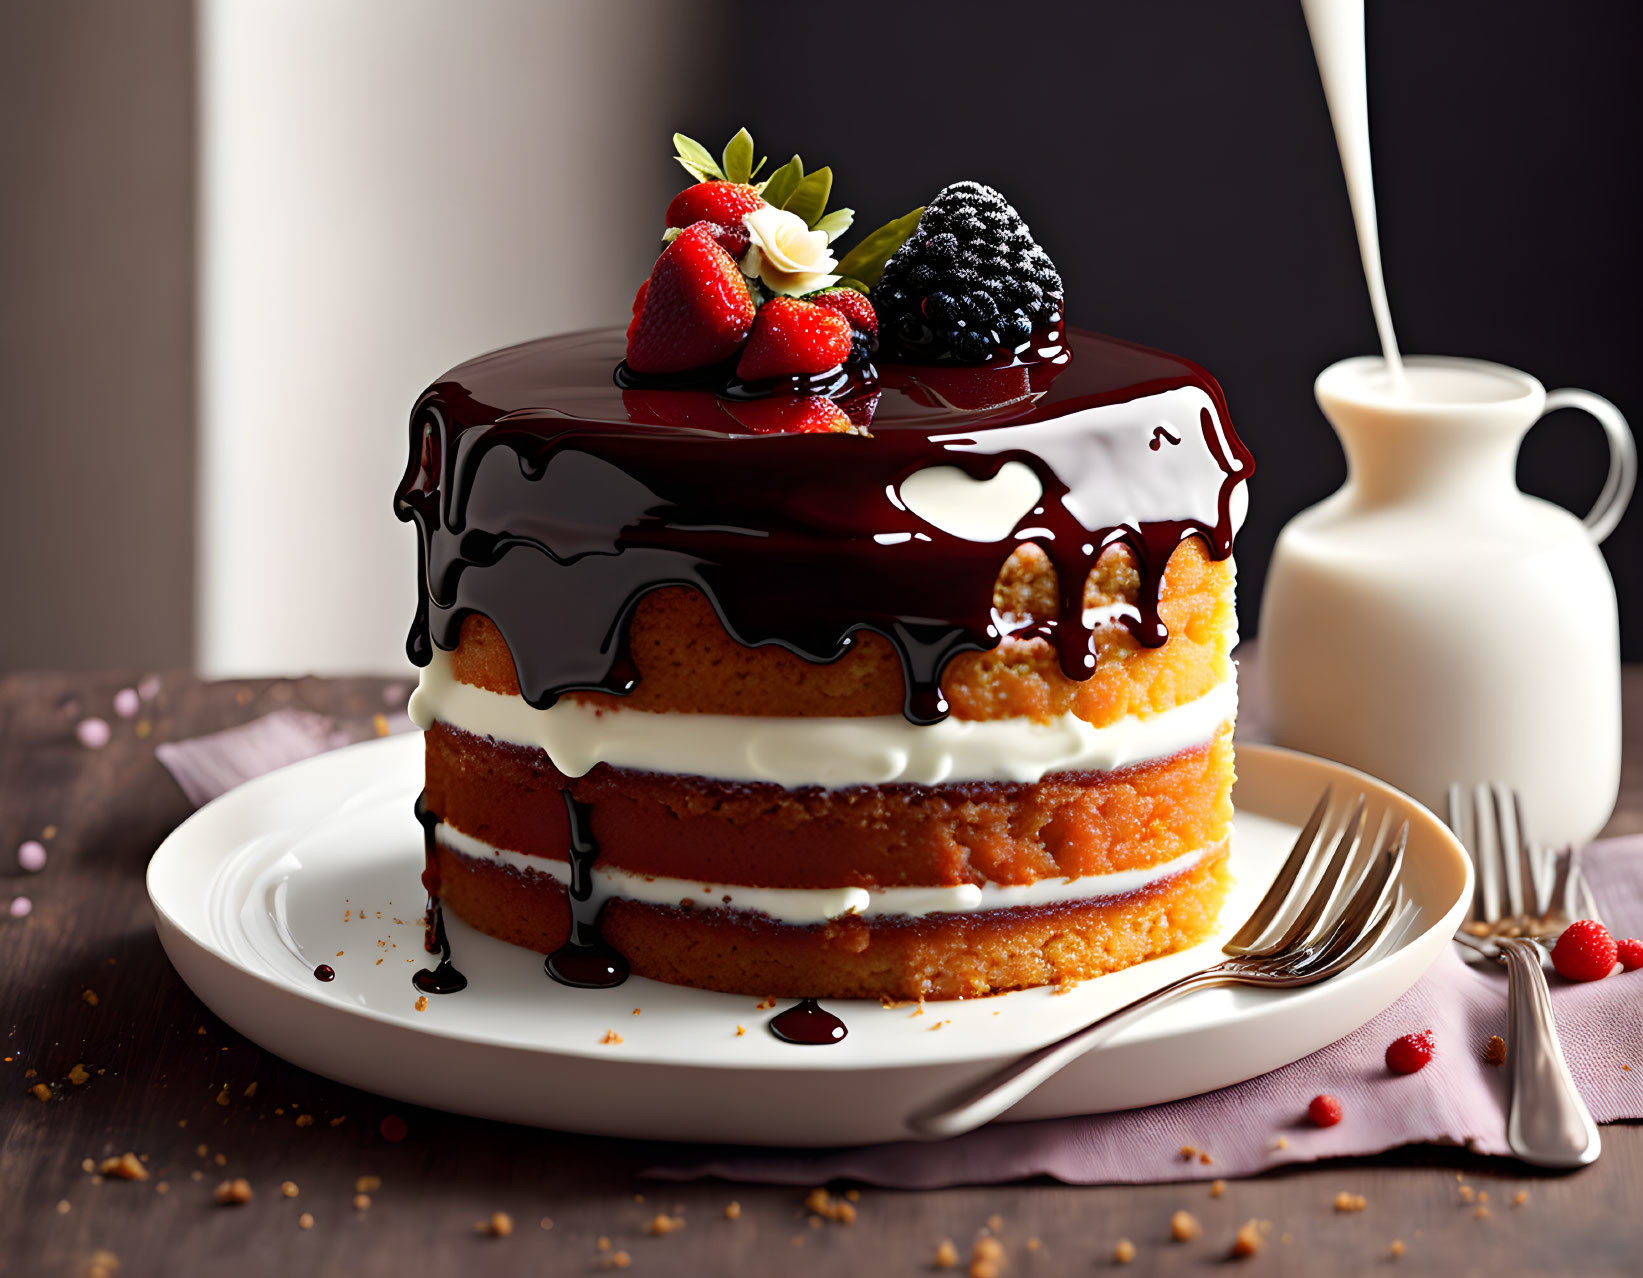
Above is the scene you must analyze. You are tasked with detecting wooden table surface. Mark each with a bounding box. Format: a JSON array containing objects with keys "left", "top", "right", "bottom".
[{"left": 3, "top": 668, "right": 1640, "bottom": 1278}]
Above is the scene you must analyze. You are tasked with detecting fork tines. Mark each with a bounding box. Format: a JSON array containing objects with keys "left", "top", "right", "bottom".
[
  {"left": 1226, "top": 787, "right": 1408, "bottom": 969},
  {"left": 1449, "top": 783, "right": 1544, "bottom": 924}
]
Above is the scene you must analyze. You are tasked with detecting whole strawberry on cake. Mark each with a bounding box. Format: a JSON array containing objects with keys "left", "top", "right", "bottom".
[{"left": 398, "top": 129, "right": 1253, "bottom": 1016}]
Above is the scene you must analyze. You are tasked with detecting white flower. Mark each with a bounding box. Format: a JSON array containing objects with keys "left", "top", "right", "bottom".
[{"left": 741, "top": 205, "right": 840, "bottom": 296}]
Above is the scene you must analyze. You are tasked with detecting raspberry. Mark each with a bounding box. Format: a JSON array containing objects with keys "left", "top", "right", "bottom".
[
  {"left": 1385, "top": 1030, "right": 1435, "bottom": 1075},
  {"left": 807, "top": 287, "right": 878, "bottom": 366},
  {"left": 1618, "top": 938, "right": 1643, "bottom": 971},
  {"left": 1308, "top": 1094, "right": 1343, "bottom": 1127},
  {"left": 805, "top": 286, "right": 878, "bottom": 339},
  {"left": 875, "top": 180, "right": 1062, "bottom": 363},
  {"left": 1552, "top": 919, "right": 1618, "bottom": 982}
]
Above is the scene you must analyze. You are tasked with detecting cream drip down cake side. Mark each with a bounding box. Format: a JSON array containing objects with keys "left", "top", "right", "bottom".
[{"left": 397, "top": 131, "right": 1253, "bottom": 1004}]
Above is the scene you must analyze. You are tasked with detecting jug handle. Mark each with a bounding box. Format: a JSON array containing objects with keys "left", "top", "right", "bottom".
[{"left": 1540, "top": 389, "right": 1636, "bottom": 544}]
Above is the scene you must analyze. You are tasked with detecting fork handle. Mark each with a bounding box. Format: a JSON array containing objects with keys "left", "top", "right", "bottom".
[
  {"left": 1499, "top": 937, "right": 1602, "bottom": 1168},
  {"left": 905, "top": 965, "right": 1230, "bottom": 1139}
]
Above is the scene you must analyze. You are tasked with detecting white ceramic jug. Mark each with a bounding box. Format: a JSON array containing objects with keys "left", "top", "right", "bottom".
[{"left": 1261, "top": 355, "right": 1636, "bottom": 845}]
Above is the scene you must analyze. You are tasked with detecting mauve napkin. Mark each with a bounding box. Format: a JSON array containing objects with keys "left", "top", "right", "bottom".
[{"left": 156, "top": 709, "right": 1643, "bottom": 1187}]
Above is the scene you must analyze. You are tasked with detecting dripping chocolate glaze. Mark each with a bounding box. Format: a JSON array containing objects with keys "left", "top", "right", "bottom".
[
  {"left": 412, "top": 793, "right": 468, "bottom": 995},
  {"left": 543, "top": 792, "right": 629, "bottom": 989},
  {"left": 395, "top": 326, "right": 1253, "bottom": 724}
]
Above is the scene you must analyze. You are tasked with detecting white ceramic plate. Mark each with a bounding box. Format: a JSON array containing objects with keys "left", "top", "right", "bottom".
[{"left": 148, "top": 737, "right": 1470, "bottom": 1146}]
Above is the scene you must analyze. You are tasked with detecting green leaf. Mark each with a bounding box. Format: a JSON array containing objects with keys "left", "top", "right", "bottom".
[
  {"left": 836, "top": 206, "right": 925, "bottom": 288},
  {"left": 672, "top": 132, "right": 723, "bottom": 183},
  {"left": 783, "top": 166, "right": 833, "bottom": 227},
  {"left": 759, "top": 155, "right": 804, "bottom": 209},
  {"left": 721, "top": 128, "right": 755, "bottom": 184},
  {"left": 748, "top": 155, "right": 769, "bottom": 183},
  {"left": 813, "top": 207, "right": 855, "bottom": 244}
]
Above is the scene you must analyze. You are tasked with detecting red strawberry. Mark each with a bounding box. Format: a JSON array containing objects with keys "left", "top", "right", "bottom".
[
  {"left": 666, "top": 181, "right": 764, "bottom": 230},
  {"left": 723, "top": 395, "right": 856, "bottom": 435},
  {"left": 735, "top": 298, "right": 853, "bottom": 381},
  {"left": 1618, "top": 937, "right": 1643, "bottom": 971},
  {"left": 1551, "top": 919, "right": 1617, "bottom": 982},
  {"left": 626, "top": 224, "right": 755, "bottom": 374},
  {"left": 806, "top": 286, "right": 878, "bottom": 339},
  {"left": 626, "top": 279, "right": 649, "bottom": 345}
]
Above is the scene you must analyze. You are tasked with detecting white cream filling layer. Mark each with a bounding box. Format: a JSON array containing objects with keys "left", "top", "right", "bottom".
[
  {"left": 433, "top": 821, "right": 1212, "bottom": 925},
  {"left": 408, "top": 646, "right": 1236, "bottom": 789}
]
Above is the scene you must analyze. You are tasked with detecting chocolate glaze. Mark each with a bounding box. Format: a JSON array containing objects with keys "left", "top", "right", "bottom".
[
  {"left": 395, "top": 326, "right": 1252, "bottom": 726},
  {"left": 614, "top": 355, "right": 875, "bottom": 403},
  {"left": 769, "top": 999, "right": 848, "bottom": 1045},
  {"left": 543, "top": 792, "right": 629, "bottom": 989},
  {"left": 313, "top": 963, "right": 336, "bottom": 982},
  {"left": 412, "top": 793, "right": 468, "bottom": 995},
  {"left": 413, "top": 899, "right": 469, "bottom": 995}
]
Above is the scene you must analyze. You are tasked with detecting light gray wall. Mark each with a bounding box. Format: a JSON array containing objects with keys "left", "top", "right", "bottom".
[
  {"left": 196, "top": 0, "right": 718, "bottom": 677},
  {"left": 1, "top": 0, "right": 729, "bottom": 674},
  {"left": 0, "top": 0, "right": 196, "bottom": 671}
]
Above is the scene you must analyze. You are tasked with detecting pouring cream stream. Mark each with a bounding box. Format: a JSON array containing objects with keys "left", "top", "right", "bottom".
[{"left": 1301, "top": 0, "right": 1406, "bottom": 395}]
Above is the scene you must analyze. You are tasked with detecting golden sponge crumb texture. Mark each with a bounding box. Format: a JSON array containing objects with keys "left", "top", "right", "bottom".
[
  {"left": 430, "top": 837, "right": 1231, "bottom": 1001},
  {"left": 423, "top": 536, "right": 1238, "bottom": 999},
  {"left": 424, "top": 724, "right": 1234, "bottom": 890},
  {"left": 448, "top": 536, "right": 1234, "bottom": 725}
]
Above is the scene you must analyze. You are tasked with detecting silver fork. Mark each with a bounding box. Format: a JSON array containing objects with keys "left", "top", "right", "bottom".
[
  {"left": 1448, "top": 783, "right": 1601, "bottom": 1169},
  {"left": 907, "top": 790, "right": 1409, "bottom": 1139}
]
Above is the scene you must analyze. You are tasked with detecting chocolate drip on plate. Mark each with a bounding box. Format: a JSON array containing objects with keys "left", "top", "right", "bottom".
[
  {"left": 413, "top": 898, "right": 469, "bottom": 996},
  {"left": 544, "top": 792, "right": 629, "bottom": 989},
  {"left": 312, "top": 964, "right": 336, "bottom": 983},
  {"left": 412, "top": 792, "right": 468, "bottom": 995},
  {"left": 768, "top": 998, "right": 848, "bottom": 1045}
]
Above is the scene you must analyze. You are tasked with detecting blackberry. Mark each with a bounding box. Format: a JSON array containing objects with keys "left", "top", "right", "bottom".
[{"left": 874, "top": 181, "right": 1062, "bottom": 363}]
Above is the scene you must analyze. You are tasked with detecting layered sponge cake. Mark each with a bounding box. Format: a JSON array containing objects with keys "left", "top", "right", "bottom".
[{"left": 397, "top": 133, "right": 1252, "bottom": 1005}]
